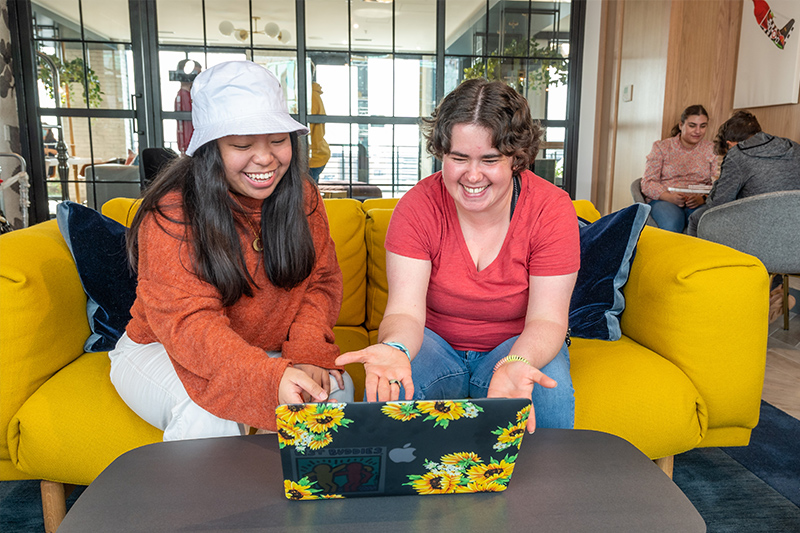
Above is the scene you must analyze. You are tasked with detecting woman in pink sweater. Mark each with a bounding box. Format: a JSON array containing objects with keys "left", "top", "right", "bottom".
[
  {"left": 108, "top": 61, "right": 352, "bottom": 440},
  {"left": 640, "top": 105, "right": 718, "bottom": 233}
]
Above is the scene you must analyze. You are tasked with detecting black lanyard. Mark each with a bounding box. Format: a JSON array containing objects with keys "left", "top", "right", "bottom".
[{"left": 510, "top": 174, "right": 521, "bottom": 220}]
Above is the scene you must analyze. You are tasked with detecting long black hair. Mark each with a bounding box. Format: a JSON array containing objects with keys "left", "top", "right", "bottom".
[{"left": 127, "top": 132, "right": 318, "bottom": 307}]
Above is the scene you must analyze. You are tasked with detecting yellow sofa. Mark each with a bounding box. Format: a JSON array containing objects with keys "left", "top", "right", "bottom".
[{"left": 0, "top": 197, "right": 768, "bottom": 530}]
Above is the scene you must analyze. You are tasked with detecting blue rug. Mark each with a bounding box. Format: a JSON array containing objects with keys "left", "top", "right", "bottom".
[
  {"left": 2, "top": 401, "right": 799, "bottom": 532},
  {"left": 673, "top": 401, "right": 800, "bottom": 532}
]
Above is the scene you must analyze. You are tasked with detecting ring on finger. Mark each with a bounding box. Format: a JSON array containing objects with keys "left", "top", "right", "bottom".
[{"left": 388, "top": 379, "right": 400, "bottom": 386}]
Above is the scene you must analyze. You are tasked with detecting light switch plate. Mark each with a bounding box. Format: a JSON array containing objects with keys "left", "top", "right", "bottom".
[{"left": 622, "top": 84, "right": 633, "bottom": 102}]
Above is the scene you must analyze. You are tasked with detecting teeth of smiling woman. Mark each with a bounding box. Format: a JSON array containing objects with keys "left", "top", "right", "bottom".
[
  {"left": 463, "top": 185, "right": 487, "bottom": 194},
  {"left": 245, "top": 172, "right": 274, "bottom": 182}
]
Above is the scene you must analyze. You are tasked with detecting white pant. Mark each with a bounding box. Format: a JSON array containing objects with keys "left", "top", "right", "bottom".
[{"left": 109, "top": 332, "right": 353, "bottom": 441}]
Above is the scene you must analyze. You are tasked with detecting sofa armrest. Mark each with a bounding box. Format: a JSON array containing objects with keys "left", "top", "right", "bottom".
[
  {"left": 0, "top": 220, "right": 92, "bottom": 470},
  {"left": 621, "top": 227, "right": 769, "bottom": 434}
]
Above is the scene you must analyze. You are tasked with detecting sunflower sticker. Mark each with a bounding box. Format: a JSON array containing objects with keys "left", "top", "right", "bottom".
[
  {"left": 276, "top": 403, "right": 353, "bottom": 453},
  {"left": 492, "top": 404, "right": 530, "bottom": 451},
  {"left": 382, "top": 400, "right": 483, "bottom": 429},
  {"left": 283, "top": 477, "right": 347, "bottom": 500},
  {"left": 404, "top": 453, "right": 518, "bottom": 494}
]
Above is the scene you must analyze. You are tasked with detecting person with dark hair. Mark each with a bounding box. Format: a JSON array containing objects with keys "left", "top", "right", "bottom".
[
  {"left": 108, "top": 61, "right": 352, "bottom": 441},
  {"left": 640, "top": 104, "right": 718, "bottom": 233},
  {"left": 687, "top": 110, "right": 800, "bottom": 319},
  {"left": 688, "top": 110, "right": 800, "bottom": 236},
  {"left": 337, "top": 79, "right": 580, "bottom": 433}
]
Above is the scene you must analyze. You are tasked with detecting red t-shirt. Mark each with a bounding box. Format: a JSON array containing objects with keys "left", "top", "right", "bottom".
[{"left": 385, "top": 170, "right": 580, "bottom": 351}]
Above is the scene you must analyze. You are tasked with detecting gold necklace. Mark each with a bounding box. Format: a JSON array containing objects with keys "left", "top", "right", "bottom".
[{"left": 232, "top": 196, "right": 263, "bottom": 252}]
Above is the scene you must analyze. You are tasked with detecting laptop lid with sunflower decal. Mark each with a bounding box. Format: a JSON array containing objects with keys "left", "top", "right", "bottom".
[{"left": 276, "top": 397, "right": 531, "bottom": 500}]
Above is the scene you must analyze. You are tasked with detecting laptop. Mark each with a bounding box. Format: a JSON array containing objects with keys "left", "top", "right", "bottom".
[{"left": 276, "top": 397, "right": 531, "bottom": 500}]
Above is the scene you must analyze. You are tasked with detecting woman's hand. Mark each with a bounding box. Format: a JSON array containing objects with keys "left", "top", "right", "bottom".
[
  {"left": 659, "top": 191, "right": 685, "bottom": 206},
  {"left": 336, "top": 344, "right": 413, "bottom": 402},
  {"left": 278, "top": 367, "right": 328, "bottom": 406},
  {"left": 683, "top": 193, "right": 706, "bottom": 209},
  {"left": 293, "top": 364, "right": 345, "bottom": 402},
  {"left": 487, "top": 361, "right": 557, "bottom": 433}
]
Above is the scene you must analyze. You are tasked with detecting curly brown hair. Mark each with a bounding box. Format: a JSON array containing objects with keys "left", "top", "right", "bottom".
[
  {"left": 714, "top": 111, "right": 762, "bottom": 156},
  {"left": 421, "top": 79, "right": 542, "bottom": 174}
]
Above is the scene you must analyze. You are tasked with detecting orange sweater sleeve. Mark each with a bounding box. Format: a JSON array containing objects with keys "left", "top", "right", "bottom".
[{"left": 126, "top": 187, "right": 343, "bottom": 431}]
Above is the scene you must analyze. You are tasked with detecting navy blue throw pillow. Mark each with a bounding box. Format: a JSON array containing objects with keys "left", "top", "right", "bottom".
[
  {"left": 568, "top": 203, "right": 651, "bottom": 341},
  {"left": 56, "top": 201, "right": 137, "bottom": 352}
]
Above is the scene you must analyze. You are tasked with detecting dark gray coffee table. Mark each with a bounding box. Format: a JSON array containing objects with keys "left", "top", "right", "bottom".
[{"left": 57, "top": 429, "right": 705, "bottom": 532}]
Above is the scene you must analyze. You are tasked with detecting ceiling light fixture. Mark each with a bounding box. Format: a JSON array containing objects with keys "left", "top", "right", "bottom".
[{"left": 218, "top": 16, "right": 291, "bottom": 44}]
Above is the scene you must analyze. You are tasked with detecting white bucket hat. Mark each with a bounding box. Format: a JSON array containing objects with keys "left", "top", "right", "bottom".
[{"left": 185, "top": 61, "right": 309, "bottom": 156}]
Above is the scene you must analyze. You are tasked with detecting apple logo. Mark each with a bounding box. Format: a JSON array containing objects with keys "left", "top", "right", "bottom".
[{"left": 388, "top": 443, "right": 417, "bottom": 463}]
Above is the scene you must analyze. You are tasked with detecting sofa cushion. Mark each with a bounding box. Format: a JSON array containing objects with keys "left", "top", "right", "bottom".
[
  {"left": 56, "top": 201, "right": 137, "bottom": 352},
  {"left": 9, "top": 352, "right": 162, "bottom": 484},
  {"left": 570, "top": 336, "right": 706, "bottom": 459},
  {"left": 364, "top": 208, "right": 394, "bottom": 331},
  {"left": 569, "top": 203, "right": 650, "bottom": 341},
  {"left": 324, "top": 199, "right": 367, "bottom": 326},
  {"left": 0, "top": 219, "right": 91, "bottom": 477}
]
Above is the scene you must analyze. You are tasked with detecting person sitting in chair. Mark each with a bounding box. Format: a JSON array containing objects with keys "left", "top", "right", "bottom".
[{"left": 688, "top": 110, "right": 800, "bottom": 321}]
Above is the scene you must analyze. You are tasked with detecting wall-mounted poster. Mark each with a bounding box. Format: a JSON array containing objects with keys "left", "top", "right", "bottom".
[{"left": 733, "top": 0, "right": 798, "bottom": 108}]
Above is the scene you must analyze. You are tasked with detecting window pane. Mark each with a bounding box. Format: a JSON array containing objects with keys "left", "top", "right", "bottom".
[
  {"left": 84, "top": 0, "right": 131, "bottom": 41},
  {"left": 396, "top": 123, "right": 435, "bottom": 192},
  {"left": 445, "top": 0, "right": 486, "bottom": 55},
  {"left": 206, "top": 0, "right": 251, "bottom": 48},
  {"left": 33, "top": 1, "right": 82, "bottom": 40},
  {"left": 538, "top": 126, "right": 564, "bottom": 187},
  {"left": 32, "top": 0, "right": 130, "bottom": 41},
  {"left": 160, "top": 51, "right": 206, "bottom": 113},
  {"left": 308, "top": 52, "right": 350, "bottom": 115},
  {"left": 306, "top": 0, "right": 349, "bottom": 51},
  {"left": 251, "top": 0, "right": 296, "bottom": 48},
  {"left": 157, "top": 0, "right": 205, "bottom": 45},
  {"left": 396, "top": 0, "right": 436, "bottom": 53},
  {"left": 86, "top": 42, "right": 135, "bottom": 110},
  {"left": 443, "top": 56, "right": 469, "bottom": 95},
  {"left": 254, "top": 51, "right": 300, "bottom": 113},
  {"left": 351, "top": 54, "right": 393, "bottom": 117},
  {"left": 525, "top": 57, "right": 568, "bottom": 119},
  {"left": 352, "top": 123, "right": 392, "bottom": 184},
  {"left": 36, "top": 40, "right": 88, "bottom": 109},
  {"left": 395, "top": 55, "right": 436, "bottom": 118},
  {"left": 492, "top": 0, "right": 530, "bottom": 57},
  {"left": 350, "top": 0, "right": 393, "bottom": 52},
  {"left": 319, "top": 123, "right": 355, "bottom": 182}
]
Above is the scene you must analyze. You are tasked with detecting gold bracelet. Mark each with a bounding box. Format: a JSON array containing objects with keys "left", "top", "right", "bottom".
[{"left": 493, "top": 354, "right": 532, "bottom": 373}]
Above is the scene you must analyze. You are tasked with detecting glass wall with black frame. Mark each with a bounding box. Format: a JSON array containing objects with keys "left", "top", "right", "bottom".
[
  {"left": 15, "top": 0, "right": 581, "bottom": 223},
  {"left": 445, "top": 0, "right": 574, "bottom": 188},
  {"left": 30, "top": 0, "right": 139, "bottom": 216}
]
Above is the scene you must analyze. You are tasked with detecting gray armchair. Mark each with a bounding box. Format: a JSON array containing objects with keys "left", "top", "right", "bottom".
[
  {"left": 83, "top": 164, "right": 142, "bottom": 210},
  {"left": 630, "top": 178, "right": 658, "bottom": 227},
  {"left": 697, "top": 190, "right": 800, "bottom": 329}
]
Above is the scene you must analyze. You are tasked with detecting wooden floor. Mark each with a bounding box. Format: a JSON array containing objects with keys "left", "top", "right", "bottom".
[{"left": 763, "top": 276, "right": 800, "bottom": 419}]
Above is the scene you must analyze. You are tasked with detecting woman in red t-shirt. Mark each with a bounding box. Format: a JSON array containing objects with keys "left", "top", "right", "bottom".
[{"left": 338, "top": 80, "right": 580, "bottom": 432}]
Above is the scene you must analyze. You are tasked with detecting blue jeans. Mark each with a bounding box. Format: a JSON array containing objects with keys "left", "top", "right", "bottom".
[
  {"left": 309, "top": 165, "right": 325, "bottom": 182},
  {"left": 649, "top": 200, "right": 699, "bottom": 233},
  {"left": 401, "top": 328, "right": 575, "bottom": 429}
]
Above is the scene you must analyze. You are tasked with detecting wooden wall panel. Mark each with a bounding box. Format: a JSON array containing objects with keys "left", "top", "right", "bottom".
[
  {"left": 591, "top": 0, "right": 800, "bottom": 215},
  {"left": 662, "top": 0, "right": 742, "bottom": 140},
  {"left": 609, "top": 0, "right": 671, "bottom": 213}
]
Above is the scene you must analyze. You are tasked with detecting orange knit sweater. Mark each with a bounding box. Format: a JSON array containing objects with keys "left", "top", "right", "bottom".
[{"left": 126, "top": 182, "right": 343, "bottom": 431}]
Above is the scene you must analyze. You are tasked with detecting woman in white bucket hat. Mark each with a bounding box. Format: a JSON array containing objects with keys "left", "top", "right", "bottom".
[{"left": 108, "top": 61, "right": 352, "bottom": 440}]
